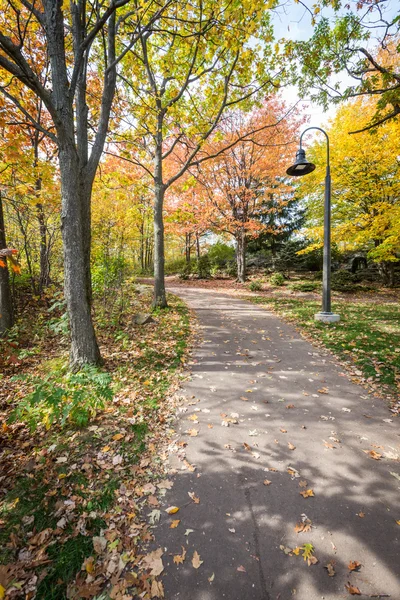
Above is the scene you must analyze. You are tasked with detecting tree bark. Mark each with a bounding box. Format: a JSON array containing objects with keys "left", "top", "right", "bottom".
[
  {"left": 0, "top": 194, "right": 14, "bottom": 336},
  {"left": 378, "top": 261, "right": 395, "bottom": 287},
  {"left": 236, "top": 228, "right": 247, "bottom": 283},
  {"left": 59, "top": 145, "right": 101, "bottom": 366},
  {"left": 153, "top": 116, "right": 167, "bottom": 308}
]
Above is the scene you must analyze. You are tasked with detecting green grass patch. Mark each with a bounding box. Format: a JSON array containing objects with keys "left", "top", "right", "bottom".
[{"left": 250, "top": 295, "right": 400, "bottom": 396}]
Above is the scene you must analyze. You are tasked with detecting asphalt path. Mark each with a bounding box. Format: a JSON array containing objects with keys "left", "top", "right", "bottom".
[{"left": 153, "top": 287, "right": 400, "bottom": 600}]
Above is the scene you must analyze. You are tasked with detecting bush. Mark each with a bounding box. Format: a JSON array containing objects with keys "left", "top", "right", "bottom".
[
  {"left": 224, "top": 259, "right": 237, "bottom": 278},
  {"left": 270, "top": 272, "right": 285, "bottom": 286},
  {"left": 195, "top": 255, "right": 211, "bottom": 279},
  {"left": 248, "top": 280, "right": 263, "bottom": 292},
  {"left": 207, "top": 242, "right": 235, "bottom": 267},
  {"left": 331, "top": 270, "right": 361, "bottom": 292},
  {"left": 10, "top": 365, "right": 113, "bottom": 431},
  {"left": 92, "top": 256, "right": 128, "bottom": 296},
  {"left": 290, "top": 281, "right": 320, "bottom": 292},
  {"left": 165, "top": 257, "right": 188, "bottom": 275},
  {"left": 178, "top": 262, "right": 192, "bottom": 280}
]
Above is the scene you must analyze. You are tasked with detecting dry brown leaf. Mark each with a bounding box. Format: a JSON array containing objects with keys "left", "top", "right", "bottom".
[
  {"left": 294, "top": 519, "right": 312, "bottom": 533},
  {"left": 345, "top": 582, "right": 361, "bottom": 595},
  {"left": 208, "top": 423, "right": 213, "bottom": 429},
  {"left": 363, "top": 449, "right": 382, "bottom": 460},
  {"left": 243, "top": 442, "right": 251, "bottom": 452},
  {"left": 188, "top": 491, "right": 200, "bottom": 504},
  {"left": 300, "top": 489, "right": 314, "bottom": 498},
  {"left": 173, "top": 546, "right": 187, "bottom": 565},
  {"left": 263, "top": 480, "right": 272, "bottom": 486},
  {"left": 288, "top": 442, "right": 296, "bottom": 451},
  {"left": 240, "top": 396, "right": 249, "bottom": 401},
  {"left": 192, "top": 550, "right": 203, "bottom": 569},
  {"left": 142, "top": 548, "right": 164, "bottom": 576},
  {"left": 357, "top": 511, "right": 365, "bottom": 518},
  {"left": 151, "top": 579, "right": 164, "bottom": 598},
  {"left": 186, "top": 429, "right": 199, "bottom": 437},
  {"left": 299, "top": 480, "right": 307, "bottom": 487},
  {"left": 324, "top": 561, "right": 336, "bottom": 577},
  {"left": 280, "top": 428, "right": 287, "bottom": 433},
  {"left": 237, "top": 565, "right": 246, "bottom": 572},
  {"left": 170, "top": 520, "right": 180, "bottom": 528},
  {"left": 348, "top": 561, "right": 361, "bottom": 572},
  {"left": 318, "top": 387, "right": 329, "bottom": 394},
  {"left": 187, "top": 414, "right": 199, "bottom": 422},
  {"left": 286, "top": 404, "right": 295, "bottom": 409}
]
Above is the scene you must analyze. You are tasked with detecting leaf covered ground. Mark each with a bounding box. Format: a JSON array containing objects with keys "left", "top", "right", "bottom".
[{"left": 0, "top": 284, "right": 193, "bottom": 600}]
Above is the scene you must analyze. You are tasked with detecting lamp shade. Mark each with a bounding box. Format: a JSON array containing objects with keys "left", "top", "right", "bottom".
[{"left": 286, "top": 148, "right": 316, "bottom": 177}]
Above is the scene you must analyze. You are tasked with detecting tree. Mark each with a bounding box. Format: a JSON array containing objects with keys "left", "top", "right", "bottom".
[
  {"left": 288, "top": 0, "right": 400, "bottom": 131},
  {"left": 117, "top": 0, "right": 280, "bottom": 306},
  {"left": 0, "top": 0, "right": 166, "bottom": 366},
  {"left": 298, "top": 97, "right": 400, "bottom": 285},
  {"left": 0, "top": 193, "right": 14, "bottom": 336},
  {"left": 189, "top": 101, "right": 301, "bottom": 282}
]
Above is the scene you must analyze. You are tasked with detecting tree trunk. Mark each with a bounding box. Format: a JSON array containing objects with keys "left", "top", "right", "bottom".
[
  {"left": 59, "top": 146, "right": 101, "bottom": 367},
  {"left": 153, "top": 119, "right": 167, "bottom": 308},
  {"left": 185, "top": 233, "right": 191, "bottom": 263},
  {"left": 36, "top": 201, "right": 51, "bottom": 292},
  {"left": 153, "top": 182, "right": 167, "bottom": 308},
  {"left": 378, "top": 261, "right": 395, "bottom": 287},
  {"left": 236, "top": 228, "right": 247, "bottom": 283},
  {"left": 196, "top": 233, "right": 200, "bottom": 259},
  {"left": 0, "top": 194, "right": 14, "bottom": 336}
]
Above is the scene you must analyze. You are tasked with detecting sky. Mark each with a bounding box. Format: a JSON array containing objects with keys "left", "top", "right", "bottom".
[{"left": 270, "top": 0, "right": 398, "bottom": 137}]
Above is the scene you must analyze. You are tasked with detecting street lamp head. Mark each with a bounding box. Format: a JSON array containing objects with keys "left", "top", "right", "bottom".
[{"left": 286, "top": 148, "right": 316, "bottom": 177}]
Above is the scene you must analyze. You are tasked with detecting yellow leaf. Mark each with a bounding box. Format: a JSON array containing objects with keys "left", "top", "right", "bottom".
[
  {"left": 170, "top": 520, "right": 180, "bottom": 528},
  {"left": 113, "top": 433, "right": 124, "bottom": 441},
  {"left": 0, "top": 584, "right": 5, "bottom": 599},
  {"left": 102, "top": 446, "right": 110, "bottom": 452},
  {"left": 396, "top": 520, "right": 400, "bottom": 526},
  {"left": 84, "top": 556, "right": 95, "bottom": 574},
  {"left": 165, "top": 506, "right": 179, "bottom": 514},
  {"left": 188, "top": 492, "right": 200, "bottom": 503},
  {"left": 292, "top": 547, "right": 301, "bottom": 555},
  {"left": 186, "top": 429, "right": 198, "bottom": 437},
  {"left": 300, "top": 489, "right": 315, "bottom": 498}
]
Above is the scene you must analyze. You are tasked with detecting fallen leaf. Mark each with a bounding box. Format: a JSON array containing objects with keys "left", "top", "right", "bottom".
[
  {"left": 208, "top": 423, "right": 213, "bottom": 429},
  {"left": 237, "top": 565, "right": 246, "bottom": 572},
  {"left": 294, "top": 519, "right": 312, "bottom": 533},
  {"left": 300, "top": 489, "right": 314, "bottom": 498},
  {"left": 263, "top": 480, "right": 272, "bottom": 486},
  {"left": 188, "top": 492, "right": 200, "bottom": 504},
  {"left": 299, "top": 480, "right": 307, "bottom": 487},
  {"left": 173, "top": 546, "right": 187, "bottom": 565},
  {"left": 288, "top": 442, "right": 296, "bottom": 451},
  {"left": 243, "top": 443, "right": 252, "bottom": 452},
  {"left": 165, "top": 506, "right": 179, "bottom": 514},
  {"left": 93, "top": 536, "right": 107, "bottom": 554},
  {"left": 112, "top": 433, "right": 124, "bottom": 441},
  {"left": 348, "top": 561, "right": 361, "bottom": 572},
  {"left": 357, "top": 511, "right": 365, "bottom": 518},
  {"left": 192, "top": 551, "right": 203, "bottom": 569},
  {"left": 363, "top": 450, "right": 382, "bottom": 460},
  {"left": 170, "top": 520, "right": 180, "bottom": 528},
  {"left": 318, "top": 387, "right": 329, "bottom": 394},
  {"left": 142, "top": 548, "right": 164, "bottom": 576},
  {"left": 188, "top": 414, "right": 199, "bottom": 422},
  {"left": 280, "top": 428, "right": 287, "bottom": 433},
  {"left": 184, "top": 529, "right": 194, "bottom": 536},
  {"left": 345, "top": 582, "right": 361, "bottom": 595},
  {"left": 186, "top": 429, "right": 199, "bottom": 437},
  {"left": 325, "top": 561, "right": 336, "bottom": 576},
  {"left": 286, "top": 404, "right": 295, "bottom": 409},
  {"left": 151, "top": 579, "right": 164, "bottom": 598},
  {"left": 208, "top": 573, "right": 215, "bottom": 583}
]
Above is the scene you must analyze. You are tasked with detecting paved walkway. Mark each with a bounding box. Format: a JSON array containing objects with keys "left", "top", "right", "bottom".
[{"left": 153, "top": 288, "right": 399, "bottom": 600}]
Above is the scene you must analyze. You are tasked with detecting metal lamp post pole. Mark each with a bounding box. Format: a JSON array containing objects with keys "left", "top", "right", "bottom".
[{"left": 298, "top": 127, "right": 339, "bottom": 323}]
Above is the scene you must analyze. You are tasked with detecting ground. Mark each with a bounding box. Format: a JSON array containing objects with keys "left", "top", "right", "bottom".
[
  {"left": 146, "top": 284, "right": 399, "bottom": 600},
  {"left": 1, "top": 280, "right": 399, "bottom": 600}
]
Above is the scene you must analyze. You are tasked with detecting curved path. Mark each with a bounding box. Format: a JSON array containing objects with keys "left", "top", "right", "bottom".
[{"left": 153, "top": 287, "right": 399, "bottom": 600}]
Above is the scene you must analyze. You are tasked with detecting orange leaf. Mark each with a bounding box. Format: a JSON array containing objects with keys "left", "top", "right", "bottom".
[
  {"left": 300, "top": 489, "right": 314, "bottom": 498},
  {"left": 345, "top": 582, "right": 361, "bottom": 595},
  {"left": 348, "top": 561, "right": 361, "bottom": 572},
  {"left": 170, "top": 520, "right": 180, "bottom": 528}
]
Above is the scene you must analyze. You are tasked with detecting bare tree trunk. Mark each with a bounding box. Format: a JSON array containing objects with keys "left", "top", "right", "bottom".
[
  {"left": 0, "top": 194, "right": 14, "bottom": 336},
  {"left": 36, "top": 201, "right": 51, "bottom": 292},
  {"left": 378, "top": 261, "right": 395, "bottom": 287},
  {"left": 196, "top": 232, "right": 201, "bottom": 259},
  {"left": 236, "top": 228, "right": 247, "bottom": 283},
  {"left": 185, "top": 232, "right": 191, "bottom": 263},
  {"left": 153, "top": 121, "right": 167, "bottom": 308},
  {"left": 59, "top": 146, "right": 101, "bottom": 366}
]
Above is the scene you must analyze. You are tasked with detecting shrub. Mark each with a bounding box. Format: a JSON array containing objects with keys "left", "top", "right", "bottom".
[
  {"left": 165, "top": 257, "right": 187, "bottom": 275},
  {"left": 178, "top": 262, "right": 192, "bottom": 280},
  {"left": 207, "top": 242, "right": 235, "bottom": 267},
  {"left": 290, "top": 282, "right": 320, "bottom": 292},
  {"left": 196, "top": 255, "right": 211, "bottom": 279},
  {"left": 10, "top": 365, "right": 113, "bottom": 431},
  {"left": 270, "top": 272, "right": 285, "bottom": 286},
  {"left": 249, "top": 280, "right": 263, "bottom": 292},
  {"left": 331, "top": 270, "right": 360, "bottom": 292},
  {"left": 224, "top": 259, "right": 237, "bottom": 278}
]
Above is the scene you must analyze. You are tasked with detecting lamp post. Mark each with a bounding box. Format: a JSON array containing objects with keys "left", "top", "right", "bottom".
[{"left": 286, "top": 127, "right": 340, "bottom": 324}]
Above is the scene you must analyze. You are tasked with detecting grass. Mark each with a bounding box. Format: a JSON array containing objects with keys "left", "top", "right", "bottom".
[
  {"left": 0, "top": 285, "right": 192, "bottom": 599},
  {"left": 249, "top": 295, "right": 400, "bottom": 400}
]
